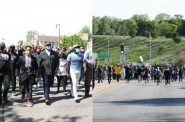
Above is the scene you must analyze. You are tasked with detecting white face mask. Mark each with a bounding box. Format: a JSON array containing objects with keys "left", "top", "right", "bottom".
[{"left": 75, "top": 48, "right": 80, "bottom": 53}]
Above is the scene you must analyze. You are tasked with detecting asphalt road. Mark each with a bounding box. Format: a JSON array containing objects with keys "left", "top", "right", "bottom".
[
  {"left": 93, "top": 80, "right": 185, "bottom": 122},
  {"left": 0, "top": 81, "right": 92, "bottom": 122}
]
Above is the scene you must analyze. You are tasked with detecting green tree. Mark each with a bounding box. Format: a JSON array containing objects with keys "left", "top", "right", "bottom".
[
  {"left": 155, "top": 13, "right": 171, "bottom": 21},
  {"left": 127, "top": 18, "right": 138, "bottom": 37},
  {"left": 61, "top": 34, "right": 87, "bottom": 47},
  {"left": 110, "top": 17, "right": 122, "bottom": 35},
  {"left": 93, "top": 16, "right": 100, "bottom": 35},
  {"left": 118, "top": 20, "right": 129, "bottom": 36},
  {"left": 26, "top": 30, "right": 38, "bottom": 43},
  {"left": 80, "top": 25, "right": 91, "bottom": 34},
  {"left": 99, "top": 16, "right": 111, "bottom": 35},
  {"left": 132, "top": 14, "right": 150, "bottom": 36}
]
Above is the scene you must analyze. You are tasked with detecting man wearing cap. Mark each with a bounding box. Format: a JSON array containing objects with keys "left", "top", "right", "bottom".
[
  {"left": 66, "top": 44, "right": 84, "bottom": 103},
  {"left": 39, "top": 43, "right": 59, "bottom": 105}
]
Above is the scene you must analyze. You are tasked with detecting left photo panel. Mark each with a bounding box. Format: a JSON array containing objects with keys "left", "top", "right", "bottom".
[{"left": 0, "top": 0, "right": 93, "bottom": 121}]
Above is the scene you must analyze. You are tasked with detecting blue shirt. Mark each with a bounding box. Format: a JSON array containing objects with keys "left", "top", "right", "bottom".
[{"left": 67, "top": 52, "right": 84, "bottom": 71}]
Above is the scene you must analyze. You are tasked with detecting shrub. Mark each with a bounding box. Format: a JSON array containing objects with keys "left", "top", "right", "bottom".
[{"left": 173, "top": 37, "right": 182, "bottom": 43}]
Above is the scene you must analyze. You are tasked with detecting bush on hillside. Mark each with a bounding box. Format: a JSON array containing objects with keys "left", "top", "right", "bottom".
[
  {"left": 158, "top": 45, "right": 167, "bottom": 55},
  {"left": 173, "top": 37, "right": 182, "bottom": 43}
]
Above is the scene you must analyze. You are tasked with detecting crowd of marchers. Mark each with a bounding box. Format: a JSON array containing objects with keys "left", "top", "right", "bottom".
[
  {"left": 94, "top": 63, "right": 185, "bottom": 85},
  {"left": 0, "top": 42, "right": 93, "bottom": 107}
]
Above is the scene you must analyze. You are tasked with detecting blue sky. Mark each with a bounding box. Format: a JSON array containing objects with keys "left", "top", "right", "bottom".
[{"left": 93, "top": 0, "right": 185, "bottom": 19}]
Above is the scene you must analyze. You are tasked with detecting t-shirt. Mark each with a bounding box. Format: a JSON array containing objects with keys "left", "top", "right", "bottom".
[
  {"left": 67, "top": 52, "right": 83, "bottom": 71},
  {"left": 114, "top": 66, "right": 122, "bottom": 74},
  {"left": 84, "top": 49, "right": 94, "bottom": 64},
  {"left": 58, "top": 58, "right": 67, "bottom": 76}
]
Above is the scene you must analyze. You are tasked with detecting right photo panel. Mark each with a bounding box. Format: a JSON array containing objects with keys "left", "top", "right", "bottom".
[{"left": 93, "top": 0, "right": 185, "bottom": 122}]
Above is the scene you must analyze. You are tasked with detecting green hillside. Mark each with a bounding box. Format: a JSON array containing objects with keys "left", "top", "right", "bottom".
[{"left": 93, "top": 35, "right": 185, "bottom": 65}]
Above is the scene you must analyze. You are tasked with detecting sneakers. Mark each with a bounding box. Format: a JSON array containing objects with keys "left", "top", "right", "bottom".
[
  {"left": 26, "top": 101, "right": 33, "bottom": 107},
  {"left": 75, "top": 99, "right": 80, "bottom": 103},
  {"left": 11, "top": 92, "right": 17, "bottom": 96}
]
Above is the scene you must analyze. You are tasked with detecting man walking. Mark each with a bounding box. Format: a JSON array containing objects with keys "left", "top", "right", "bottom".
[
  {"left": 66, "top": 44, "right": 83, "bottom": 103},
  {"left": 39, "top": 43, "right": 59, "bottom": 105}
]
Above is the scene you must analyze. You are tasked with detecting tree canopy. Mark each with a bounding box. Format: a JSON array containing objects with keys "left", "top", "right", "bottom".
[{"left": 93, "top": 13, "right": 185, "bottom": 38}]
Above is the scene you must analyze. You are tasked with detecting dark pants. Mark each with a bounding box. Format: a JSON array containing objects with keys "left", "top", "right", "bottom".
[
  {"left": 92, "top": 65, "right": 96, "bottom": 90},
  {"left": 165, "top": 78, "right": 170, "bottom": 84},
  {"left": 50, "top": 75, "right": 55, "bottom": 86},
  {"left": 57, "top": 75, "right": 67, "bottom": 92},
  {"left": 107, "top": 74, "right": 111, "bottom": 84},
  {"left": 43, "top": 74, "right": 51, "bottom": 99},
  {"left": 0, "top": 75, "right": 4, "bottom": 103},
  {"left": 116, "top": 74, "right": 121, "bottom": 82},
  {"left": 84, "top": 65, "right": 92, "bottom": 96},
  {"left": 98, "top": 74, "right": 103, "bottom": 83},
  {"left": 0, "top": 75, "right": 10, "bottom": 103},
  {"left": 11, "top": 73, "right": 16, "bottom": 92},
  {"left": 179, "top": 75, "right": 183, "bottom": 81},
  {"left": 21, "top": 76, "right": 34, "bottom": 101}
]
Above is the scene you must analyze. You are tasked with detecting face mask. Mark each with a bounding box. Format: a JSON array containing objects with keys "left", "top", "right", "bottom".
[
  {"left": 46, "top": 46, "right": 51, "bottom": 51},
  {"left": 81, "top": 49, "right": 85, "bottom": 53},
  {"left": 75, "top": 48, "right": 80, "bottom": 53}
]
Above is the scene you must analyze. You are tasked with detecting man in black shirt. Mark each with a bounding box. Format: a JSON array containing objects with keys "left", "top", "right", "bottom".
[{"left": 39, "top": 43, "right": 59, "bottom": 105}]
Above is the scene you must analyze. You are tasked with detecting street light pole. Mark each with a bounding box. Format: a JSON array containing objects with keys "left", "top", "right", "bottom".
[
  {"left": 149, "top": 33, "right": 151, "bottom": 65},
  {"left": 56, "top": 24, "right": 60, "bottom": 47},
  {"left": 108, "top": 37, "right": 110, "bottom": 65}
]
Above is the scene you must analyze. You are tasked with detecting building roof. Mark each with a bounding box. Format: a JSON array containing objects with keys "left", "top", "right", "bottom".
[{"left": 37, "top": 36, "right": 59, "bottom": 43}]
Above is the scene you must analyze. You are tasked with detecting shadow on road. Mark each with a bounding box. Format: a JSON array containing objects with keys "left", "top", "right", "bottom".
[
  {"left": 1, "top": 105, "right": 82, "bottom": 122},
  {"left": 95, "top": 98, "right": 185, "bottom": 106}
]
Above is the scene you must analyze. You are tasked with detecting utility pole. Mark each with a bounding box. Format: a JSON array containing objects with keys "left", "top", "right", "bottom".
[
  {"left": 108, "top": 37, "right": 110, "bottom": 65},
  {"left": 56, "top": 24, "right": 60, "bottom": 47},
  {"left": 149, "top": 32, "right": 152, "bottom": 65}
]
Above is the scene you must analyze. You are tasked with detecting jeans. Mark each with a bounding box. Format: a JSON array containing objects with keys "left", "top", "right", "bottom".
[
  {"left": 21, "top": 76, "right": 33, "bottom": 101},
  {"left": 70, "top": 68, "right": 81, "bottom": 100},
  {"left": 43, "top": 74, "right": 52, "bottom": 99}
]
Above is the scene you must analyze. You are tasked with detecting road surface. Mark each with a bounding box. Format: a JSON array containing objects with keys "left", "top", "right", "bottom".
[{"left": 93, "top": 80, "right": 185, "bottom": 122}]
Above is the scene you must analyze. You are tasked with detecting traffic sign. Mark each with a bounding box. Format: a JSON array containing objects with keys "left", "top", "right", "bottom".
[
  {"left": 120, "top": 53, "right": 125, "bottom": 62},
  {"left": 98, "top": 53, "right": 110, "bottom": 59},
  {"left": 139, "top": 56, "right": 143, "bottom": 62},
  {"left": 124, "top": 46, "right": 129, "bottom": 53}
]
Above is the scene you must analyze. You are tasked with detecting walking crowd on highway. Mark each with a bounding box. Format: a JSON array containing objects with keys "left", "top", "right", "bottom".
[
  {"left": 0, "top": 42, "right": 93, "bottom": 107},
  {"left": 95, "top": 63, "right": 185, "bottom": 85}
]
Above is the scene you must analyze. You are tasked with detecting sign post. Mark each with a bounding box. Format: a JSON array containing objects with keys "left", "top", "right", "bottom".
[{"left": 98, "top": 53, "right": 110, "bottom": 59}]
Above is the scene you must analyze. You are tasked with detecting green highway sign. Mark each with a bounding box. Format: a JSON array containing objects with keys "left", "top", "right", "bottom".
[{"left": 98, "top": 53, "right": 110, "bottom": 59}]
